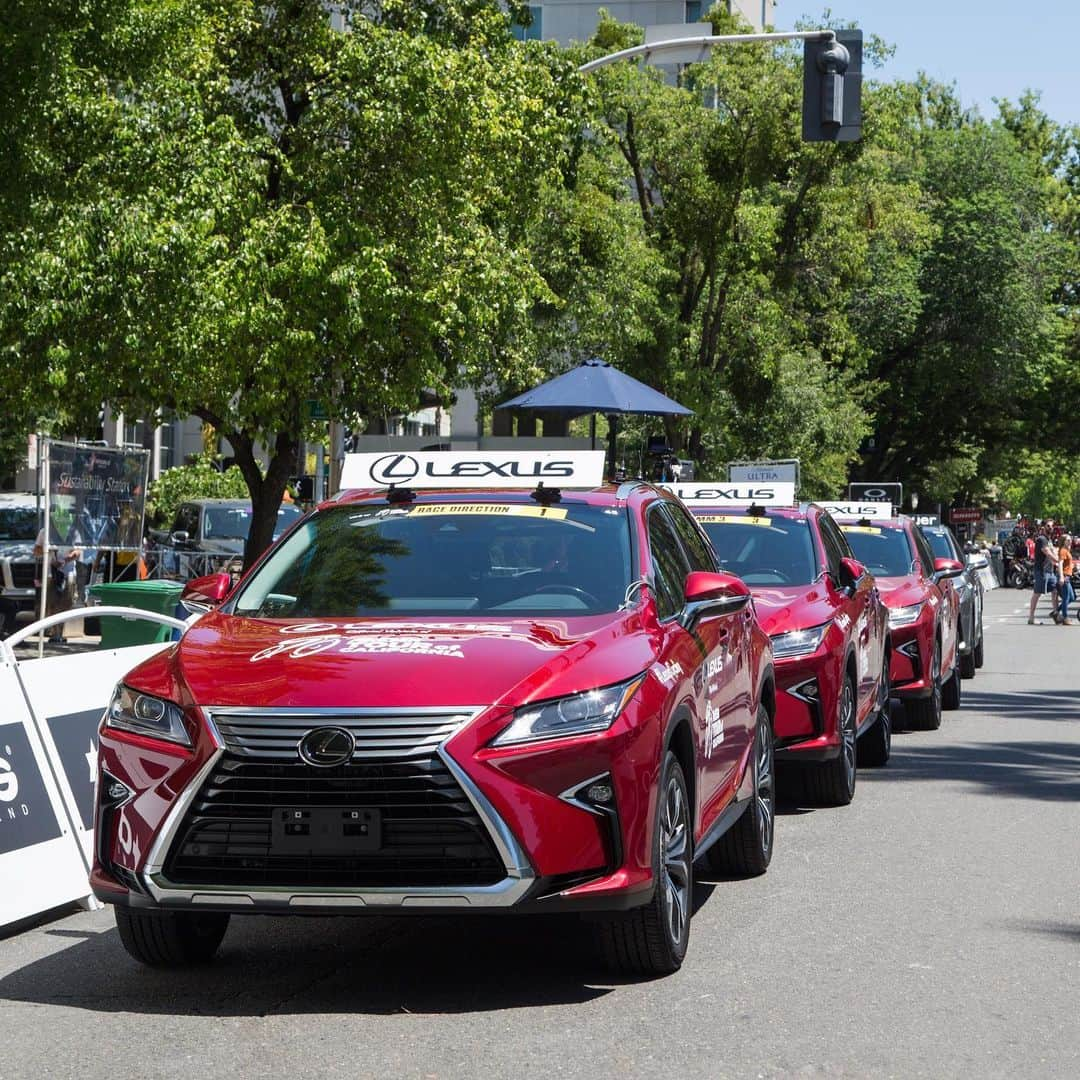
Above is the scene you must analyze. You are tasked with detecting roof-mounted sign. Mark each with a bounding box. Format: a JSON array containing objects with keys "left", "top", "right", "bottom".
[
  {"left": 339, "top": 450, "right": 607, "bottom": 491},
  {"left": 660, "top": 482, "right": 796, "bottom": 507},
  {"left": 820, "top": 502, "right": 894, "bottom": 520}
]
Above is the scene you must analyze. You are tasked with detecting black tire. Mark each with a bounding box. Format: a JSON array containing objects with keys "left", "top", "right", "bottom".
[
  {"left": 973, "top": 629, "right": 984, "bottom": 669},
  {"left": 798, "top": 676, "right": 857, "bottom": 806},
  {"left": 1007, "top": 567, "right": 1026, "bottom": 589},
  {"left": 858, "top": 654, "right": 892, "bottom": 768},
  {"left": 942, "top": 660, "right": 962, "bottom": 710},
  {"left": 598, "top": 752, "right": 691, "bottom": 976},
  {"left": 114, "top": 906, "right": 229, "bottom": 967},
  {"left": 703, "top": 706, "right": 775, "bottom": 876},
  {"left": 905, "top": 640, "right": 942, "bottom": 731},
  {"left": 959, "top": 649, "right": 976, "bottom": 679}
]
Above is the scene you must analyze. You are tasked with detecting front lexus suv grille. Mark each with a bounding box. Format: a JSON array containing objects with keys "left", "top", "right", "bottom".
[{"left": 163, "top": 710, "right": 505, "bottom": 890}]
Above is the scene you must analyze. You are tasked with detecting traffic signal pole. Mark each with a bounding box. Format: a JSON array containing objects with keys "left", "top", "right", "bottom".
[{"left": 578, "top": 29, "right": 862, "bottom": 143}]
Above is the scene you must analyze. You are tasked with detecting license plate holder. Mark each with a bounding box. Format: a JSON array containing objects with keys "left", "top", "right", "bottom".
[{"left": 271, "top": 807, "right": 382, "bottom": 855}]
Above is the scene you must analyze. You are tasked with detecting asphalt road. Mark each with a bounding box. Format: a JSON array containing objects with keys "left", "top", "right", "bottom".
[{"left": 1, "top": 586, "right": 1077, "bottom": 1080}]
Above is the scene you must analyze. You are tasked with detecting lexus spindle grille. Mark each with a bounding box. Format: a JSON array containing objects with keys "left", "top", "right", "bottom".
[{"left": 163, "top": 710, "right": 505, "bottom": 889}]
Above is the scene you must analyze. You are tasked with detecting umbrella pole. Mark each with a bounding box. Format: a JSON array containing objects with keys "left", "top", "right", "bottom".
[
  {"left": 606, "top": 414, "right": 618, "bottom": 482},
  {"left": 590, "top": 414, "right": 596, "bottom": 451}
]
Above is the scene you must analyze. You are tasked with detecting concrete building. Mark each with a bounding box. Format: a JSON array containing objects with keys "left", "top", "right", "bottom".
[{"left": 513, "top": 1, "right": 775, "bottom": 43}]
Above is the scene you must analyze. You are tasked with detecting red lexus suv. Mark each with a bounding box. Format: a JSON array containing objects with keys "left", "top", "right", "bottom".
[
  {"left": 92, "top": 467, "right": 775, "bottom": 975},
  {"left": 674, "top": 495, "right": 891, "bottom": 806},
  {"left": 835, "top": 514, "right": 963, "bottom": 731}
]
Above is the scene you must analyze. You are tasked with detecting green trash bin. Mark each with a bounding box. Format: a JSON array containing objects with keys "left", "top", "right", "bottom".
[{"left": 88, "top": 580, "right": 185, "bottom": 648}]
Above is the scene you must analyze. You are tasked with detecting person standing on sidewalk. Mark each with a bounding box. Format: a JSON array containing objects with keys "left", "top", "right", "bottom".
[
  {"left": 1056, "top": 534, "right": 1075, "bottom": 625},
  {"left": 1028, "top": 524, "right": 1060, "bottom": 624}
]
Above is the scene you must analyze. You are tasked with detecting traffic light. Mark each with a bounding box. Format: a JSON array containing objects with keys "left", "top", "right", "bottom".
[{"left": 802, "top": 30, "right": 862, "bottom": 142}]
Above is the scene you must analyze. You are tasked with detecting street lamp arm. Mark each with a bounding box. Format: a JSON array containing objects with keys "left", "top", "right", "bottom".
[{"left": 577, "top": 30, "right": 837, "bottom": 74}]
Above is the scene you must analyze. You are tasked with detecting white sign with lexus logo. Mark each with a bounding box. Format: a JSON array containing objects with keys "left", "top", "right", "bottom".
[
  {"left": 340, "top": 450, "right": 607, "bottom": 491},
  {"left": 659, "top": 482, "right": 796, "bottom": 507}
]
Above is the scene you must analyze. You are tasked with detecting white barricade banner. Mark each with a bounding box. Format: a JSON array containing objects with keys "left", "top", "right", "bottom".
[
  {"left": 341, "top": 450, "right": 607, "bottom": 491},
  {"left": 16, "top": 644, "right": 168, "bottom": 864},
  {"left": 0, "top": 664, "right": 90, "bottom": 929},
  {"left": 660, "top": 482, "right": 796, "bottom": 507}
]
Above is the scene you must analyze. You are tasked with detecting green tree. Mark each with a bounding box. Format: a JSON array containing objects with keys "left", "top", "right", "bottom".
[{"left": 0, "top": 1, "right": 581, "bottom": 564}]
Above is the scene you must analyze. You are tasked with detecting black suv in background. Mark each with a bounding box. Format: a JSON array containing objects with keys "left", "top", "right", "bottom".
[
  {"left": 0, "top": 493, "right": 40, "bottom": 637},
  {"left": 920, "top": 524, "right": 985, "bottom": 677}
]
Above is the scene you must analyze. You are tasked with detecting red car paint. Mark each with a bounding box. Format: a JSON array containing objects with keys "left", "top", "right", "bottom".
[
  {"left": 689, "top": 505, "right": 890, "bottom": 766},
  {"left": 92, "top": 484, "right": 774, "bottom": 930},
  {"left": 837, "top": 516, "right": 961, "bottom": 705}
]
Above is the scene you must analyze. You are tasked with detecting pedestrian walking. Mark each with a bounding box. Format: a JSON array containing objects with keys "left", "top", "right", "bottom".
[
  {"left": 1056, "top": 534, "right": 1075, "bottom": 625},
  {"left": 1027, "top": 524, "right": 1060, "bottom": 624}
]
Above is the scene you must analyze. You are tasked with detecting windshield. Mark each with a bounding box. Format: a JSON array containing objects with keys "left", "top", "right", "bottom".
[
  {"left": 922, "top": 529, "right": 954, "bottom": 560},
  {"left": 202, "top": 504, "right": 302, "bottom": 541},
  {"left": 694, "top": 513, "right": 816, "bottom": 585},
  {"left": 233, "top": 501, "right": 632, "bottom": 617},
  {"left": 841, "top": 525, "right": 914, "bottom": 577},
  {"left": 0, "top": 508, "right": 38, "bottom": 541}
]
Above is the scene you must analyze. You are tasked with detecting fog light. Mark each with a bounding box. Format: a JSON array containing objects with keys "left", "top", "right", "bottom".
[
  {"left": 789, "top": 678, "right": 819, "bottom": 704},
  {"left": 585, "top": 781, "right": 614, "bottom": 805},
  {"left": 107, "top": 782, "right": 129, "bottom": 800}
]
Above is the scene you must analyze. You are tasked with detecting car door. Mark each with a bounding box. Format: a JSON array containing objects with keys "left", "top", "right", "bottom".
[
  {"left": 913, "top": 525, "right": 958, "bottom": 671},
  {"left": 819, "top": 512, "right": 876, "bottom": 711},
  {"left": 649, "top": 502, "right": 747, "bottom": 825}
]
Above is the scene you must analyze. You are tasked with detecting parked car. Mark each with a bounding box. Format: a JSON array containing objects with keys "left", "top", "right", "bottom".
[
  {"left": 835, "top": 514, "right": 963, "bottom": 731},
  {"left": 93, "top": 474, "right": 776, "bottom": 975},
  {"left": 920, "top": 524, "right": 985, "bottom": 677},
  {"left": 149, "top": 498, "right": 303, "bottom": 579},
  {"left": 683, "top": 498, "right": 892, "bottom": 805},
  {"left": 0, "top": 493, "right": 41, "bottom": 637}
]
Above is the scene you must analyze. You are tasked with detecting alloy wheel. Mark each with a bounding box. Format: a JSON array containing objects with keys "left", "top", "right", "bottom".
[
  {"left": 839, "top": 679, "right": 857, "bottom": 793},
  {"left": 755, "top": 714, "right": 775, "bottom": 857},
  {"left": 660, "top": 774, "right": 690, "bottom": 948}
]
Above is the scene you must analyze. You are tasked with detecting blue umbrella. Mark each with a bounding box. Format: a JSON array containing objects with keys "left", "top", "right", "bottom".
[{"left": 496, "top": 358, "right": 693, "bottom": 420}]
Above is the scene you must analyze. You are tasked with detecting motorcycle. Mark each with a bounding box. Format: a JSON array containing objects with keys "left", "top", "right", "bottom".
[{"left": 1007, "top": 557, "right": 1033, "bottom": 589}]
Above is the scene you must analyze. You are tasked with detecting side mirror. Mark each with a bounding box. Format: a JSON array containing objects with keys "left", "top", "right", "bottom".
[
  {"left": 933, "top": 557, "right": 964, "bottom": 582},
  {"left": 181, "top": 572, "right": 232, "bottom": 614},
  {"left": 967, "top": 555, "right": 989, "bottom": 570},
  {"left": 170, "top": 530, "right": 190, "bottom": 546},
  {"left": 682, "top": 570, "right": 751, "bottom": 625},
  {"left": 837, "top": 556, "right": 866, "bottom": 590}
]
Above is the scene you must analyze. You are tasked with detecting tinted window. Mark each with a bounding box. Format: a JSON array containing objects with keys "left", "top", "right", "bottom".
[
  {"left": 204, "top": 506, "right": 252, "bottom": 540},
  {"left": 175, "top": 504, "right": 200, "bottom": 537},
  {"left": 664, "top": 503, "right": 717, "bottom": 574},
  {"left": 0, "top": 508, "right": 37, "bottom": 541},
  {"left": 648, "top": 507, "right": 692, "bottom": 620},
  {"left": 921, "top": 528, "right": 956, "bottom": 561},
  {"left": 840, "top": 525, "right": 914, "bottom": 577},
  {"left": 695, "top": 513, "right": 817, "bottom": 585},
  {"left": 234, "top": 501, "right": 632, "bottom": 618},
  {"left": 817, "top": 514, "right": 845, "bottom": 580},
  {"left": 911, "top": 526, "right": 938, "bottom": 576}
]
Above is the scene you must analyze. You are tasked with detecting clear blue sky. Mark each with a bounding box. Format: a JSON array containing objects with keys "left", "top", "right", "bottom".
[{"left": 800, "top": 1, "right": 1080, "bottom": 126}]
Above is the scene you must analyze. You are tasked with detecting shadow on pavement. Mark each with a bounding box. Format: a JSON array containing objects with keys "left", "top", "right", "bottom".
[
  {"left": 859, "top": 737, "right": 1080, "bottom": 802},
  {"left": 962, "top": 688, "right": 1080, "bottom": 723}
]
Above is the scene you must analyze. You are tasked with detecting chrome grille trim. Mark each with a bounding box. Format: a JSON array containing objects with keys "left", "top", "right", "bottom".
[
  {"left": 140, "top": 705, "right": 536, "bottom": 908},
  {"left": 208, "top": 706, "right": 477, "bottom": 761}
]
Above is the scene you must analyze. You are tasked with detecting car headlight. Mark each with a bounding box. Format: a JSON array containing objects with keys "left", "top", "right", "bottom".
[
  {"left": 769, "top": 623, "right": 830, "bottom": 659},
  {"left": 491, "top": 676, "right": 645, "bottom": 747},
  {"left": 105, "top": 685, "right": 191, "bottom": 746},
  {"left": 888, "top": 602, "right": 924, "bottom": 628}
]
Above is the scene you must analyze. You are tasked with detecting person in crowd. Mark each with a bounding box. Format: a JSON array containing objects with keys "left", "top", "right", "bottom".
[
  {"left": 1056, "top": 533, "right": 1075, "bottom": 625},
  {"left": 1028, "top": 524, "right": 1061, "bottom": 624},
  {"left": 34, "top": 502, "right": 83, "bottom": 643}
]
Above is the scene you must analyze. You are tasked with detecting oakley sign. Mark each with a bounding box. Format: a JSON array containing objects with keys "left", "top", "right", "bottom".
[{"left": 340, "top": 451, "right": 606, "bottom": 491}]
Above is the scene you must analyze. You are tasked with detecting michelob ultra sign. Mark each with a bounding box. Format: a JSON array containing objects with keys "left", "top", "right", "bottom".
[
  {"left": 660, "top": 482, "right": 796, "bottom": 507},
  {"left": 340, "top": 450, "right": 607, "bottom": 491}
]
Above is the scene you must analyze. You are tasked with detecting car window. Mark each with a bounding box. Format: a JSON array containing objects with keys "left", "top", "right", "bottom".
[
  {"left": 817, "top": 514, "right": 845, "bottom": 581},
  {"left": 663, "top": 502, "right": 717, "bottom": 574},
  {"left": 911, "top": 526, "right": 938, "bottom": 576},
  {"left": 204, "top": 506, "right": 252, "bottom": 540},
  {"left": 839, "top": 524, "right": 914, "bottom": 577},
  {"left": 175, "top": 504, "right": 200, "bottom": 537},
  {"left": 648, "top": 506, "right": 691, "bottom": 621},
  {"left": 233, "top": 501, "right": 632, "bottom": 617},
  {"left": 0, "top": 508, "right": 38, "bottom": 541},
  {"left": 921, "top": 528, "right": 956, "bottom": 561},
  {"left": 695, "top": 513, "right": 817, "bottom": 586}
]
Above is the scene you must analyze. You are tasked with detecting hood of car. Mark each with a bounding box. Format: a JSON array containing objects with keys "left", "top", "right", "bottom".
[
  {"left": 749, "top": 583, "right": 835, "bottom": 636},
  {"left": 0, "top": 541, "right": 35, "bottom": 560},
  {"left": 198, "top": 539, "right": 245, "bottom": 555},
  {"left": 127, "top": 610, "right": 657, "bottom": 711},
  {"left": 873, "top": 576, "right": 926, "bottom": 607}
]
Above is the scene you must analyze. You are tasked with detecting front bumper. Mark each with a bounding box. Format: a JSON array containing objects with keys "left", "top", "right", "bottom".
[
  {"left": 771, "top": 645, "right": 844, "bottom": 762},
  {"left": 889, "top": 620, "right": 932, "bottom": 698},
  {"left": 93, "top": 699, "right": 665, "bottom": 916}
]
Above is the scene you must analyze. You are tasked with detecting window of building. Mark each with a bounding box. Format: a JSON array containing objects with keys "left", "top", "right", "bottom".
[
  {"left": 685, "top": 2, "right": 704, "bottom": 22},
  {"left": 510, "top": 5, "right": 543, "bottom": 41}
]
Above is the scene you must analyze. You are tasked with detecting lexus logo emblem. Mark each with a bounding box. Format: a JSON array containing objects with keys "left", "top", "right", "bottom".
[
  {"left": 298, "top": 727, "right": 355, "bottom": 767},
  {"left": 370, "top": 453, "right": 420, "bottom": 485}
]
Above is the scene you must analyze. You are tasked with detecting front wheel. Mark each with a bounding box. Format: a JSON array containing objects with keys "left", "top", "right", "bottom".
[
  {"left": 598, "top": 752, "right": 691, "bottom": 976},
  {"left": 858, "top": 653, "right": 892, "bottom": 768},
  {"left": 973, "top": 629, "right": 985, "bottom": 669},
  {"left": 905, "top": 640, "right": 942, "bottom": 731},
  {"left": 798, "top": 677, "right": 857, "bottom": 806},
  {"left": 114, "top": 906, "right": 229, "bottom": 967},
  {"left": 703, "top": 706, "right": 775, "bottom": 876},
  {"left": 942, "top": 658, "right": 962, "bottom": 710}
]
